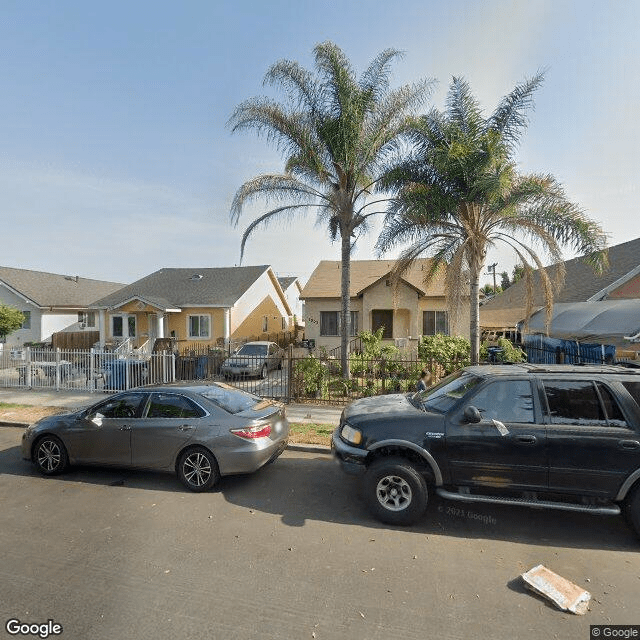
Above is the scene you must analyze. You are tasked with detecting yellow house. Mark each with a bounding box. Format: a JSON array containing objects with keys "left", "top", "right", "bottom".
[
  {"left": 300, "top": 259, "right": 469, "bottom": 351},
  {"left": 90, "top": 266, "right": 295, "bottom": 352}
]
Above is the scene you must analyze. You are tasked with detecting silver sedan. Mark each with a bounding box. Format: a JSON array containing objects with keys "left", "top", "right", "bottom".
[{"left": 21, "top": 382, "right": 289, "bottom": 491}]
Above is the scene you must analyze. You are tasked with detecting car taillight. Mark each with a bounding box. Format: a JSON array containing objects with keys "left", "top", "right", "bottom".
[{"left": 230, "top": 424, "right": 272, "bottom": 439}]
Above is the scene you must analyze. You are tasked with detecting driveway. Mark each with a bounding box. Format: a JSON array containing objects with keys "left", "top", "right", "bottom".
[{"left": 1, "top": 426, "right": 638, "bottom": 640}]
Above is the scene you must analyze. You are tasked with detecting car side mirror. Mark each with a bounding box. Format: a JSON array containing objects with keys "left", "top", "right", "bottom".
[{"left": 463, "top": 405, "right": 482, "bottom": 424}]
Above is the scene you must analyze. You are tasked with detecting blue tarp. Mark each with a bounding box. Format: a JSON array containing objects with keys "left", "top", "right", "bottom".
[{"left": 522, "top": 334, "right": 616, "bottom": 364}]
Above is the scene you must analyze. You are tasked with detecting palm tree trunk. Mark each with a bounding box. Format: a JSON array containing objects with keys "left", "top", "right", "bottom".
[
  {"left": 469, "top": 265, "right": 481, "bottom": 366},
  {"left": 340, "top": 232, "right": 351, "bottom": 379}
]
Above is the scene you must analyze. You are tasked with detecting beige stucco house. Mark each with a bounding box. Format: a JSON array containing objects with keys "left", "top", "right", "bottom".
[
  {"left": 90, "top": 266, "right": 295, "bottom": 352},
  {"left": 300, "top": 259, "right": 469, "bottom": 351}
]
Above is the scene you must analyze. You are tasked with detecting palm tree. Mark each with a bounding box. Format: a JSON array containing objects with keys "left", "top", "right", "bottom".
[
  {"left": 377, "top": 74, "right": 608, "bottom": 364},
  {"left": 228, "top": 41, "right": 433, "bottom": 377}
]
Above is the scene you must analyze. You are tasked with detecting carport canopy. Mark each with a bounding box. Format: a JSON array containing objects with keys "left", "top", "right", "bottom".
[{"left": 524, "top": 300, "right": 640, "bottom": 342}]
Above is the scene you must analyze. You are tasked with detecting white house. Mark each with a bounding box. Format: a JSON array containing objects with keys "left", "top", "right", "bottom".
[{"left": 0, "top": 266, "right": 125, "bottom": 348}]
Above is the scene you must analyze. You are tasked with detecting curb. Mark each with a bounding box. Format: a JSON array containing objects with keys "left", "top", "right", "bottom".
[{"left": 286, "top": 443, "right": 331, "bottom": 455}]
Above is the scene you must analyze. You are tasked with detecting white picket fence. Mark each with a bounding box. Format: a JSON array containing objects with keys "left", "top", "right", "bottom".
[{"left": 0, "top": 347, "right": 175, "bottom": 392}]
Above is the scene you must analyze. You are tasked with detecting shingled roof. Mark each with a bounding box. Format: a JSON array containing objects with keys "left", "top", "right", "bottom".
[
  {"left": 480, "top": 237, "right": 640, "bottom": 326},
  {"left": 300, "top": 259, "right": 446, "bottom": 299},
  {"left": 91, "top": 266, "right": 275, "bottom": 310},
  {"left": 0, "top": 266, "right": 124, "bottom": 308},
  {"left": 277, "top": 276, "right": 300, "bottom": 291}
]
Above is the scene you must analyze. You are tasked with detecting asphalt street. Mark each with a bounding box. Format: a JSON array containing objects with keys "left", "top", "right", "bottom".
[{"left": 1, "top": 425, "right": 639, "bottom": 640}]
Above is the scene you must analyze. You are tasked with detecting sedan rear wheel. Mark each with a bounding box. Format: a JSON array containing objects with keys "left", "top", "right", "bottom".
[
  {"left": 177, "top": 447, "right": 219, "bottom": 492},
  {"left": 364, "top": 457, "right": 427, "bottom": 525},
  {"left": 34, "top": 435, "right": 69, "bottom": 476}
]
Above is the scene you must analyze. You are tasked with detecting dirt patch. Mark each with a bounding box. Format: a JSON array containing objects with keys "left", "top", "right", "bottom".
[
  {"left": 287, "top": 423, "right": 332, "bottom": 446},
  {"left": 0, "top": 405, "right": 65, "bottom": 426}
]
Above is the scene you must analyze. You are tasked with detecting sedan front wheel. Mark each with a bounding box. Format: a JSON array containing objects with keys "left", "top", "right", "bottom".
[
  {"left": 177, "top": 447, "right": 220, "bottom": 492},
  {"left": 34, "top": 435, "right": 69, "bottom": 476},
  {"left": 364, "top": 457, "right": 427, "bottom": 525}
]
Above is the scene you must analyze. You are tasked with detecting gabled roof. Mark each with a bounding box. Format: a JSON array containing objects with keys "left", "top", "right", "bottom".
[
  {"left": 480, "top": 237, "right": 640, "bottom": 323},
  {"left": 91, "top": 266, "right": 275, "bottom": 310},
  {"left": 0, "top": 266, "right": 124, "bottom": 308},
  {"left": 300, "top": 259, "right": 446, "bottom": 299},
  {"left": 277, "top": 276, "right": 300, "bottom": 291}
]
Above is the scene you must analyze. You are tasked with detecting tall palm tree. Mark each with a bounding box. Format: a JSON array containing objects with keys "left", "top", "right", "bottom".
[
  {"left": 228, "top": 41, "right": 433, "bottom": 376},
  {"left": 377, "top": 74, "right": 608, "bottom": 364}
]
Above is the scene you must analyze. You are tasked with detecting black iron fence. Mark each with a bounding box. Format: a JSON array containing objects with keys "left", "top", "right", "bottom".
[{"left": 173, "top": 347, "right": 467, "bottom": 405}]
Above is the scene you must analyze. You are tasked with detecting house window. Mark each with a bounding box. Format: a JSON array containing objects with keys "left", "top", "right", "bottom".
[
  {"left": 423, "top": 310, "right": 449, "bottom": 335},
  {"left": 21, "top": 311, "right": 31, "bottom": 330},
  {"left": 78, "top": 311, "right": 96, "bottom": 328},
  {"left": 320, "top": 311, "right": 358, "bottom": 337},
  {"left": 281, "top": 316, "right": 287, "bottom": 331},
  {"left": 188, "top": 315, "right": 210, "bottom": 339},
  {"left": 262, "top": 316, "right": 268, "bottom": 333},
  {"left": 112, "top": 315, "right": 136, "bottom": 338},
  {"left": 320, "top": 312, "right": 338, "bottom": 336},
  {"left": 371, "top": 310, "right": 393, "bottom": 339}
]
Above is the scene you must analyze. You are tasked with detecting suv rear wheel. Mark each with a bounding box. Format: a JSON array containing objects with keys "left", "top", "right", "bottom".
[
  {"left": 364, "top": 457, "right": 428, "bottom": 525},
  {"left": 625, "top": 484, "right": 640, "bottom": 539}
]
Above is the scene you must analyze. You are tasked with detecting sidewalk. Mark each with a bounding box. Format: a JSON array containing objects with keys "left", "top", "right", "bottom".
[{"left": 0, "top": 388, "right": 343, "bottom": 423}]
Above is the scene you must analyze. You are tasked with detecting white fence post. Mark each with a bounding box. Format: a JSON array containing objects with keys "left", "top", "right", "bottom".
[
  {"left": 25, "top": 347, "right": 31, "bottom": 388},
  {"left": 55, "top": 348, "right": 61, "bottom": 391}
]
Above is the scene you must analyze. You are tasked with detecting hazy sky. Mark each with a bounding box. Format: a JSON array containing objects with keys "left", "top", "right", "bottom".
[{"left": 1, "top": 0, "right": 638, "bottom": 287}]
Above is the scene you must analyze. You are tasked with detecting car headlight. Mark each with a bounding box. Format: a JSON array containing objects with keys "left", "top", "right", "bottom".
[{"left": 341, "top": 424, "right": 362, "bottom": 445}]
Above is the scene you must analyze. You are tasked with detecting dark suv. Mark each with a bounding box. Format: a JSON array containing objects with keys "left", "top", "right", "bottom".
[{"left": 332, "top": 364, "right": 640, "bottom": 537}]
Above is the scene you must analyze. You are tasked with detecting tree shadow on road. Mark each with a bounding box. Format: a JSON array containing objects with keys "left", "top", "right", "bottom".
[
  {"left": 1, "top": 431, "right": 637, "bottom": 551},
  {"left": 218, "top": 452, "right": 640, "bottom": 552}
]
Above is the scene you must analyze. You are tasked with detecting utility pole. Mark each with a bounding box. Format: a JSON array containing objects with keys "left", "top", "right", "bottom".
[{"left": 487, "top": 263, "right": 498, "bottom": 294}]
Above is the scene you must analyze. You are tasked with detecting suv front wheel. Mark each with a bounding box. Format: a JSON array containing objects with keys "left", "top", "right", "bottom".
[{"left": 364, "top": 457, "right": 428, "bottom": 526}]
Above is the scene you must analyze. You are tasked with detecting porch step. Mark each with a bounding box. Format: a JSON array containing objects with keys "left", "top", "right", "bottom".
[{"left": 435, "top": 488, "right": 621, "bottom": 516}]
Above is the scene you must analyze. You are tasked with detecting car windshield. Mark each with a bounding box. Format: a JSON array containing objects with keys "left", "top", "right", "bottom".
[
  {"left": 236, "top": 344, "right": 267, "bottom": 356},
  {"left": 413, "top": 371, "right": 483, "bottom": 413},
  {"left": 194, "top": 383, "right": 264, "bottom": 414}
]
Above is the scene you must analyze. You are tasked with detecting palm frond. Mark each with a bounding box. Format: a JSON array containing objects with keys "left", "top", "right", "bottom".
[
  {"left": 359, "top": 48, "right": 404, "bottom": 103},
  {"left": 230, "top": 174, "right": 327, "bottom": 225},
  {"left": 488, "top": 70, "right": 545, "bottom": 150},
  {"left": 263, "top": 59, "right": 320, "bottom": 113},
  {"left": 238, "top": 203, "right": 320, "bottom": 262},
  {"left": 446, "top": 76, "right": 483, "bottom": 136}
]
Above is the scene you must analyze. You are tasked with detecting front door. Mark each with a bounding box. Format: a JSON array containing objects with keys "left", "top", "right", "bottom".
[
  {"left": 445, "top": 378, "right": 548, "bottom": 491},
  {"left": 371, "top": 310, "right": 393, "bottom": 339},
  {"left": 148, "top": 314, "right": 159, "bottom": 342}
]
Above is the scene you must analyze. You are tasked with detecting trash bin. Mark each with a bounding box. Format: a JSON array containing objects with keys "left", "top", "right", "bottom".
[
  {"left": 196, "top": 355, "right": 208, "bottom": 379},
  {"left": 104, "top": 359, "right": 147, "bottom": 390}
]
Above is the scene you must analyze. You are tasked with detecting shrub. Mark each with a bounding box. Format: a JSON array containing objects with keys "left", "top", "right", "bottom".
[
  {"left": 293, "top": 356, "right": 327, "bottom": 397},
  {"left": 418, "top": 334, "right": 471, "bottom": 376}
]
